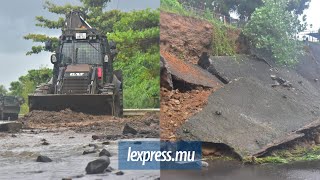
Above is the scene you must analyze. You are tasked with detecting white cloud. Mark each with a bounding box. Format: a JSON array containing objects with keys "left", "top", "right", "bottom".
[{"left": 305, "top": 0, "right": 320, "bottom": 31}]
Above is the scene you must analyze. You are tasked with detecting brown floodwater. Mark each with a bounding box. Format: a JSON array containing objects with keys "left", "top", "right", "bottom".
[
  {"left": 0, "top": 130, "right": 160, "bottom": 180},
  {"left": 2, "top": 129, "right": 320, "bottom": 180}
]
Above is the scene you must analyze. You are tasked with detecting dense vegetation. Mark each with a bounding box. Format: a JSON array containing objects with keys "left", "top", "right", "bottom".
[
  {"left": 177, "top": 0, "right": 310, "bottom": 20},
  {"left": 22, "top": 0, "right": 159, "bottom": 109},
  {"left": 162, "top": 0, "right": 309, "bottom": 66},
  {"left": 243, "top": 0, "right": 306, "bottom": 66}
]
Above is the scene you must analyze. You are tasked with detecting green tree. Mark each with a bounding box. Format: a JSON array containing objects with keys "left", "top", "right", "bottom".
[
  {"left": 243, "top": 0, "right": 306, "bottom": 66},
  {"left": 108, "top": 9, "right": 160, "bottom": 108},
  {"left": 0, "top": 85, "right": 7, "bottom": 95},
  {"left": 9, "top": 68, "right": 53, "bottom": 113},
  {"left": 178, "top": 0, "right": 310, "bottom": 20}
]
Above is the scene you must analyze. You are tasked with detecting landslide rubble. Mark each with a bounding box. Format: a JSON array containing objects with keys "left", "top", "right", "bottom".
[{"left": 20, "top": 109, "right": 159, "bottom": 139}]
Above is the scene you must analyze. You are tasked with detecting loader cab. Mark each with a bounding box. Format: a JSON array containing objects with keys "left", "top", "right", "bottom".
[
  {"left": 48, "top": 29, "right": 115, "bottom": 84},
  {"left": 52, "top": 31, "right": 109, "bottom": 66}
]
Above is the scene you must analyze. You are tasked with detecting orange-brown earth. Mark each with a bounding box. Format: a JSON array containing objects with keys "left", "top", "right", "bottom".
[
  {"left": 160, "top": 12, "right": 214, "bottom": 64},
  {"left": 160, "top": 12, "right": 211, "bottom": 140},
  {"left": 160, "top": 87, "right": 213, "bottom": 140},
  {"left": 19, "top": 109, "right": 159, "bottom": 139},
  {"left": 160, "top": 11, "right": 228, "bottom": 140}
]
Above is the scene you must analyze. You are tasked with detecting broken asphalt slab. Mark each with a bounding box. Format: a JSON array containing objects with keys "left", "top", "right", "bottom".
[
  {"left": 177, "top": 53, "right": 320, "bottom": 158},
  {"left": 160, "top": 52, "right": 222, "bottom": 90}
]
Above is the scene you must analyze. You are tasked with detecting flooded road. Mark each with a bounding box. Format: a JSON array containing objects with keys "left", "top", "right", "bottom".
[
  {"left": 162, "top": 160, "right": 320, "bottom": 180},
  {"left": 2, "top": 130, "right": 320, "bottom": 180},
  {"left": 0, "top": 131, "right": 160, "bottom": 180}
]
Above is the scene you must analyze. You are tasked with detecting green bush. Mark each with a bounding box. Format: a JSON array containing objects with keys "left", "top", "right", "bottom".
[{"left": 243, "top": 0, "right": 306, "bottom": 66}]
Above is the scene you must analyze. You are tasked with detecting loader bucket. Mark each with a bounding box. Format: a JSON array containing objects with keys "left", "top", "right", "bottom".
[{"left": 28, "top": 94, "right": 115, "bottom": 115}]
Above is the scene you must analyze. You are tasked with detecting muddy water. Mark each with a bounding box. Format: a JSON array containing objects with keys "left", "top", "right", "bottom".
[
  {"left": 162, "top": 160, "right": 320, "bottom": 180},
  {"left": 0, "top": 131, "right": 160, "bottom": 180}
]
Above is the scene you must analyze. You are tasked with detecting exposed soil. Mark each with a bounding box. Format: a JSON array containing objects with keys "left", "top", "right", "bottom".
[
  {"left": 160, "top": 12, "right": 213, "bottom": 64},
  {"left": 160, "top": 87, "right": 212, "bottom": 140},
  {"left": 160, "top": 12, "right": 225, "bottom": 140},
  {"left": 160, "top": 11, "right": 243, "bottom": 65},
  {"left": 19, "top": 109, "right": 159, "bottom": 139}
]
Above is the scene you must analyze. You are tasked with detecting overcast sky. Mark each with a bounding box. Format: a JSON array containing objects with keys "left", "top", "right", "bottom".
[
  {"left": 0, "top": 0, "right": 318, "bottom": 89},
  {"left": 0, "top": 0, "right": 159, "bottom": 89}
]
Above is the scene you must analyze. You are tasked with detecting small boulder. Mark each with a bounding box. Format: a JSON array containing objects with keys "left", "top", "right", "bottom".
[
  {"left": 122, "top": 123, "right": 138, "bottom": 135},
  {"left": 115, "top": 171, "right": 124, "bottom": 175},
  {"left": 99, "top": 149, "right": 111, "bottom": 157},
  {"left": 41, "top": 141, "right": 50, "bottom": 146},
  {"left": 85, "top": 157, "right": 110, "bottom": 174},
  {"left": 36, "top": 155, "right": 52, "bottom": 162},
  {"left": 92, "top": 135, "right": 104, "bottom": 140}
]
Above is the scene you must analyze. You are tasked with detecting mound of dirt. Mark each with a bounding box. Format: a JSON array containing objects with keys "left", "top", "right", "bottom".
[{"left": 20, "top": 109, "right": 159, "bottom": 139}]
